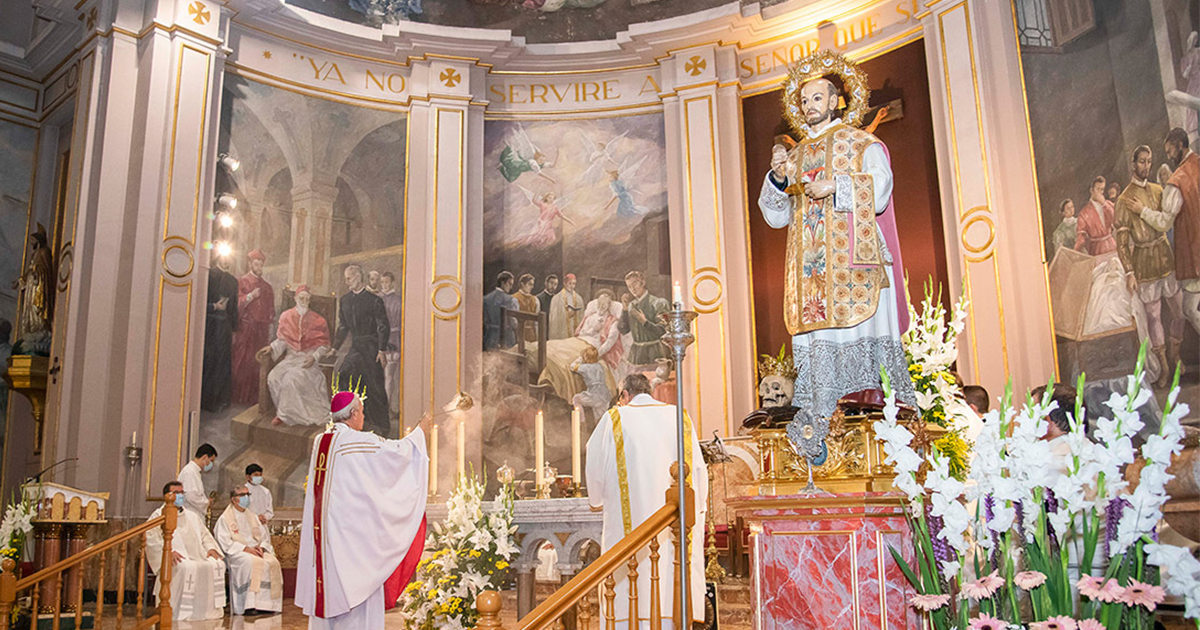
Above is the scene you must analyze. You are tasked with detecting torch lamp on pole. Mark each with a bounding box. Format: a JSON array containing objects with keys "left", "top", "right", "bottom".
[{"left": 659, "top": 293, "right": 698, "bottom": 630}]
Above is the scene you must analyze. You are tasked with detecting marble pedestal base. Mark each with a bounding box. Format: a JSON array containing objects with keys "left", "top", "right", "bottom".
[{"left": 728, "top": 492, "right": 919, "bottom": 630}]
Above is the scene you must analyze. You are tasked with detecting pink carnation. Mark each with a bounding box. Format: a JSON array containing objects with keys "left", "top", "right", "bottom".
[
  {"left": 1030, "top": 616, "right": 1077, "bottom": 630},
  {"left": 1077, "top": 620, "right": 1105, "bottom": 630},
  {"left": 960, "top": 570, "right": 1005, "bottom": 600},
  {"left": 908, "top": 593, "right": 951, "bottom": 612},
  {"left": 1121, "top": 579, "right": 1166, "bottom": 611},
  {"left": 1014, "top": 570, "right": 1047, "bottom": 590},
  {"left": 968, "top": 614, "right": 1007, "bottom": 630}
]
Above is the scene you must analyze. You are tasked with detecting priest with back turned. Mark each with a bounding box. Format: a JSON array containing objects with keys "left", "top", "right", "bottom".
[{"left": 296, "top": 389, "right": 432, "bottom": 629}]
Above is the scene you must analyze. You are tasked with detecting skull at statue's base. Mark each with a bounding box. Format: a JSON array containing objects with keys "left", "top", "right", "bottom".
[{"left": 758, "top": 375, "right": 795, "bottom": 408}]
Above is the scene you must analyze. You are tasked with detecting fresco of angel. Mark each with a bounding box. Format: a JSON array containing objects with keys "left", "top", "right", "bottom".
[
  {"left": 602, "top": 155, "right": 649, "bottom": 217},
  {"left": 499, "top": 123, "right": 558, "bottom": 184},
  {"left": 514, "top": 186, "right": 577, "bottom": 248},
  {"left": 579, "top": 131, "right": 628, "bottom": 182}
]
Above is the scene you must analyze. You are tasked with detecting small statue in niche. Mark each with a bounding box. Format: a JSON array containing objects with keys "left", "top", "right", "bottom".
[{"left": 12, "top": 224, "right": 54, "bottom": 356}]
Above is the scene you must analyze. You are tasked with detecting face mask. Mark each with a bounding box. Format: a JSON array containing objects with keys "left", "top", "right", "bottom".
[
  {"left": 250, "top": 475, "right": 264, "bottom": 486},
  {"left": 203, "top": 461, "right": 214, "bottom": 473},
  {"left": 174, "top": 494, "right": 185, "bottom": 508},
  {"left": 237, "top": 496, "right": 251, "bottom": 509}
]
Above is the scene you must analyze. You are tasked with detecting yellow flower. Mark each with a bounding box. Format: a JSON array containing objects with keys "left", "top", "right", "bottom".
[{"left": 496, "top": 560, "right": 509, "bottom": 569}]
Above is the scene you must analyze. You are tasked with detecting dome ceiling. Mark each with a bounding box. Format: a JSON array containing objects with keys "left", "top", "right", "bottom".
[{"left": 283, "top": 0, "right": 755, "bottom": 44}]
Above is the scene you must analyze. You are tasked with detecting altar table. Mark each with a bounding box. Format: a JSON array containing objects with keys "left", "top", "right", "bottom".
[{"left": 728, "top": 492, "right": 920, "bottom": 630}]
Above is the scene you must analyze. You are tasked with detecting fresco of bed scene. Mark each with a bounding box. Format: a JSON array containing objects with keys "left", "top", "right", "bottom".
[{"left": 480, "top": 113, "right": 673, "bottom": 494}]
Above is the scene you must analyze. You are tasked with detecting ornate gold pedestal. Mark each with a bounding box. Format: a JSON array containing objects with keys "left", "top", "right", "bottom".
[
  {"left": 4, "top": 354, "right": 49, "bottom": 455},
  {"left": 752, "top": 410, "right": 944, "bottom": 495}
]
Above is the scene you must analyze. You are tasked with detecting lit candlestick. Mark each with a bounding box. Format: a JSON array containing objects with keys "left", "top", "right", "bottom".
[
  {"left": 672, "top": 281, "right": 683, "bottom": 308},
  {"left": 456, "top": 417, "right": 466, "bottom": 482},
  {"left": 429, "top": 423, "right": 439, "bottom": 497},
  {"left": 571, "top": 407, "right": 582, "bottom": 484},
  {"left": 535, "top": 410, "right": 545, "bottom": 495}
]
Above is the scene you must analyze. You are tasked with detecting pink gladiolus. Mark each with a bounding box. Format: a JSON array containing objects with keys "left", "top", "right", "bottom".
[
  {"left": 1014, "top": 570, "right": 1047, "bottom": 590},
  {"left": 960, "top": 570, "right": 1004, "bottom": 600},
  {"left": 1030, "top": 616, "right": 1077, "bottom": 630},
  {"left": 1077, "top": 620, "right": 1105, "bottom": 630},
  {"left": 908, "top": 593, "right": 951, "bottom": 612},
  {"left": 1077, "top": 575, "right": 1105, "bottom": 600},
  {"left": 1121, "top": 579, "right": 1166, "bottom": 611},
  {"left": 968, "top": 614, "right": 1007, "bottom": 630}
]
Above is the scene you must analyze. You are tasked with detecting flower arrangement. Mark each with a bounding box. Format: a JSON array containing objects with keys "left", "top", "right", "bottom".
[
  {"left": 401, "top": 474, "right": 519, "bottom": 630},
  {"left": 0, "top": 494, "right": 35, "bottom": 564},
  {"left": 874, "top": 345, "right": 1200, "bottom": 630},
  {"left": 902, "top": 280, "right": 974, "bottom": 480}
]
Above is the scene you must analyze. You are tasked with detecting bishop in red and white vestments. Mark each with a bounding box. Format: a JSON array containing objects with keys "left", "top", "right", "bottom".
[{"left": 296, "top": 392, "right": 428, "bottom": 629}]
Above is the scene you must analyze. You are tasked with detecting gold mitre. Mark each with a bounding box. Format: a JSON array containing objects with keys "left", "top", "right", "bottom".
[
  {"left": 782, "top": 50, "right": 871, "bottom": 136},
  {"left": 758, "top": 346, "right": 798, "bottom": 382}
]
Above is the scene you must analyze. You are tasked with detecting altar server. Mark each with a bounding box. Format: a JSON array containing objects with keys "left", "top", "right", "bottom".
[
  {"left": 216, "top": 485, "right": 284, "bottom": 615},
  {"left": 146, "top": 481, "right": 226, "bottom": 621},
  {"left": 586, "top": 373, "right": 706, "bottom": 629},
  {"left": 245, "top": 463, "right": 274, "bottom": 523},
  {"left": 177, "top": 443, "right": 217, "bottom": 519},
  {"left": 296, "top": 391, "right": 431, "bottom": 629}
]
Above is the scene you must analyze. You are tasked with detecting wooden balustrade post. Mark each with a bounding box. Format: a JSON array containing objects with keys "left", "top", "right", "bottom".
[
  {"left": 476, "top": 590, "right": 505, "bottom": 630},
  {"left": 603, "top": 574, "right": 616, "bottom": 630},
  {"left": 626, "top": 557, "right": 639, "bottom": 628},
  {"left": 158, "top": 494, "right": 177, "bottom": 629},
  {"left": 648, "top": 536, "right": 662, "bottom": 630},
  {"left": 0, "top": 558, "right": 16, "bottom": 630}
]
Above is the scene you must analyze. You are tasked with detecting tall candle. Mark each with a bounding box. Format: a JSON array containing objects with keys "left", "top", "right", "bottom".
[
  {"left": 430, "top": 423, "right": 439, "bottom": 496},
  {"left": 535, "top": 410, "right": 545, "bottom": 493},
  {"left": 456, "top": 417, "right": 466, "bottom": 482},
  {"left": 672, "top": 281, "right": 683, "bottom": 307},
  {"left": 571, "top": 406, "right": 581, "bottom": 483},
  {"left": 131, "top": 431, "right": 137, "bottom": 446}
]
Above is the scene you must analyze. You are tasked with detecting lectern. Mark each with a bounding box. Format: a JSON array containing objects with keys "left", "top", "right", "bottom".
[{"left": 22, "top": 482, "right": 108, "bottom": 616}]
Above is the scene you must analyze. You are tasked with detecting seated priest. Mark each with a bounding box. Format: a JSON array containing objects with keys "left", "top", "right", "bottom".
[
  {"left": 145, "top": 481, "right": 227, "bottom": 621},
  {"left": 585, "top": 373, "right": 707, "bottom": 629},
  {"left": 296, "top": 390, "right": 433, "bottom": 629},
  {"left": 215, "top": 484, "right": 284, "bottom": 616}
]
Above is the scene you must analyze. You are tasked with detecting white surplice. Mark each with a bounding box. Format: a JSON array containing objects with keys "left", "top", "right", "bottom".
[
  {"left": 145, "top": 506, "right": 226, "bottom": 620},
  {"left": 296, "top": 422, "right": 429, "bottom": 629},
  {"left": 215, "top": 504, "right": 284, "bottom": 614},
  {"left": 247, "top": 483, "right": 274, "bottom": 522},
  {"left": 585, "top": 393, "right": 707, "bottom": 629},
  {"left": 177, "top": 460, "right": 210, "bottom": 520}
]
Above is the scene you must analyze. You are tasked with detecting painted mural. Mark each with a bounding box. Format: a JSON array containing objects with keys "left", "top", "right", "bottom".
[
  {"left": 203, "top": 75, "right": 406, "bottom": 509},
  {"left": 0, "top": 120, "right": 37, "bottom": 433},
  {"left": 284, "top": 0, "right": 730, "bottom": 44},
  {"left": 1023, "top": 0, "right": 1200, "bottom": 424},
  {"left": 480, "top": 113, "right": 670, "bottom": 493}
]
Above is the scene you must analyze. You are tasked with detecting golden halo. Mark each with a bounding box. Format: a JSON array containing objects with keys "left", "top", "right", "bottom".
[{"left": 782, "top": 50, "right": 871, "bottom": 136}]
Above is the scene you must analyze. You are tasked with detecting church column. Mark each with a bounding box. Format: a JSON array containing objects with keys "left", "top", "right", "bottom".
[
  {"left": 919, "top": 0, "right": 1056, "bottom": 394},
  {"left": 287, "top": 176, "right": 340, "bottom": 292},
  {"left": 38, "top": 0, "right": 230, "bottom": 510},
  {"left": 403, "top": 56, "right": 485, "bottom": 494},
  {"left": 660, "top": 46, "right": 757, "bottom": 438}
]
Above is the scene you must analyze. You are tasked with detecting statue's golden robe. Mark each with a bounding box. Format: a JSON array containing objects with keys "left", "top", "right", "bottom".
[{"left": 782, "top": 123, "right": 890, "bottom": 336}]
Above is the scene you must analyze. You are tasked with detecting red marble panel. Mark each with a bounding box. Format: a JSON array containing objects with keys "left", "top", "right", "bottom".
[{"left": 736, "top": 493, "right": 920, "bottom": 630}]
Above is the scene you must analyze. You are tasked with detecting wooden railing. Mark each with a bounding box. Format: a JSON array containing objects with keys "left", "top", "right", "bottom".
[
  {"left": 479, "top": 463, "right": 696, "bottom": 630},
  {"left": 0, "top": 495, "right": 177, "bottom": 630}
]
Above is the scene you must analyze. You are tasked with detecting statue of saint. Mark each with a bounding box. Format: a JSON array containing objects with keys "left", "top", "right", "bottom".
[
  {"left": 757, "top": 52, "right": 914, "bottom": 418},
  {"left": 12, "top": 224, "right": 54, "bottom": 355}
]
